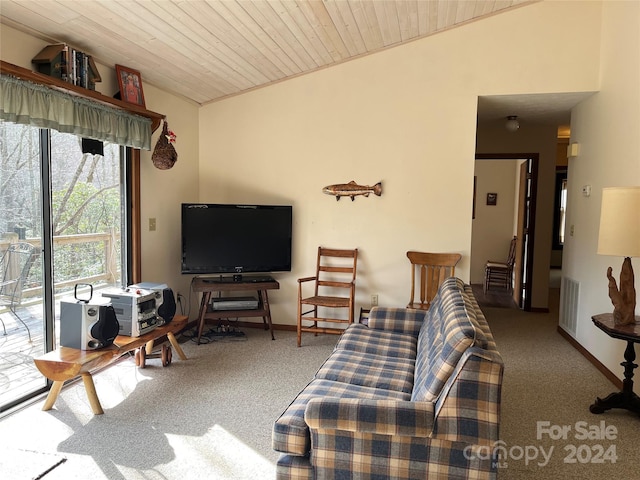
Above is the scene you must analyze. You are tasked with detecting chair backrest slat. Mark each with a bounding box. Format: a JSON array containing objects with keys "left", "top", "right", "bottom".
[
  {"left": 407, "top": 251, "right": 461, "bottom": 310},
  {"left": 0, "top": 242, "right": 37, "bottom": 306},
  {"left": 315, "top": 246, "right": 358, "bottom": 296},
  {"left": 506, "top": 236, "right": 517, "bottom": 266}
]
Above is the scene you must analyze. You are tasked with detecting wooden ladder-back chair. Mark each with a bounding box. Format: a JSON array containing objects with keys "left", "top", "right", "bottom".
[
  {"left": 406, "top": 251, "right": 462, "bottom": 310},
  {"left": 484, "top": 236, "right": 517, "bottom": 294},
  {"left": 0, "top": 242, "right": 37, "bottom": 342},
  {"left": 297, "top": 247, "right": 358, "bottom": 347}
]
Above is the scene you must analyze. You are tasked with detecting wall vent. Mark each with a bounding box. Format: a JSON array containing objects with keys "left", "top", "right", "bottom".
[{"left": 559, "top": 277, "right": 579, "bottom": 336}]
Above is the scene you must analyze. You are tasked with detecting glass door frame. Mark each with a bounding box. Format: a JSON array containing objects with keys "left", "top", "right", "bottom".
[{"left": 0, "top": 129, "right": 141, "bottom": 414}]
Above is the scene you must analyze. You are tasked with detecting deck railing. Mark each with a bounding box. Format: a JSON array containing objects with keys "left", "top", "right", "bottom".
[{"left": 0, "top": 231, "right": 120, "bottom": 302}]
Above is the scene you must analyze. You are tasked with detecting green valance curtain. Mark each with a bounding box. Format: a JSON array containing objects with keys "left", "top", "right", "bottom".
[{"left": 0, "top": 73, "right": 151, "bottom": 150}]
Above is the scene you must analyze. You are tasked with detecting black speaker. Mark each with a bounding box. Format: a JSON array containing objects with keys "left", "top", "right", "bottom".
[
  {"left": 81, "top": 138, "right": 104, "bottom": 156},
  {"left": 91, "top": 305, "right": 120, "bottom": 347},
  {"left": 158, "top": 288, "right": 176, "bottom": 324}
]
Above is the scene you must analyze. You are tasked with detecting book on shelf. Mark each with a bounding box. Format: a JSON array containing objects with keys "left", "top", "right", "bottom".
[{"left": 32, "top": 43, "right": 101, "bottom": 90}]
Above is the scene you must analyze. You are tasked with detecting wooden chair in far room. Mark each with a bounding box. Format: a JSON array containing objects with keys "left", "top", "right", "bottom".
[
  {"left": 0, "top": 242, "right": 37, "bottom": 342},
  {"left": 297, "top": 247, "right": 358, "bottom": 347},
  {"left": 483, "top": 236, "right": 517, "bottom": 294},
  {"left": 406, "top": 251, "right": 462, "bottom": 310}
]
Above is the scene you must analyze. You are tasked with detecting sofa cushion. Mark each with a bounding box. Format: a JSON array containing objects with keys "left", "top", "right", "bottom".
[
  {"left": 272, "top": 379, "right": 409, "bottom": 456},
  {"left": 411, "top": 277, "right": 487, "bottom": 402},
  {"left": 315, "top": 349, "right": 415, "bottom": 393},
  {"left": 367, "top": 306, "right": 426, "bottom": 336},
  {"left": 335, "top": 323, "right": 417, "bottom": 358}
]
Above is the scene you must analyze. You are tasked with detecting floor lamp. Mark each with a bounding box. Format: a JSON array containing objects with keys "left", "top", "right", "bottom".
[{"left": 597, "top": 186, "right": 640, "bottom": 325}]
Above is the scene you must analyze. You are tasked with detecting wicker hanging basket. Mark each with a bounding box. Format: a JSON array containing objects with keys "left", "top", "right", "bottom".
[{"left": 151, "top": 120, "right": 177, "bottom": 170}]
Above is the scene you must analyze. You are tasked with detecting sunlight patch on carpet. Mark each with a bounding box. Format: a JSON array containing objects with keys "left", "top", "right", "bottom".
[{"left": 166, "top": 424, "right": 275, "bottom": 479}]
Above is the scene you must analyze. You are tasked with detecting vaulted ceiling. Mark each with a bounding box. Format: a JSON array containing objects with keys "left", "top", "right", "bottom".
[{"left": 1, "top": 0, "right": 535, "bottom": 106}]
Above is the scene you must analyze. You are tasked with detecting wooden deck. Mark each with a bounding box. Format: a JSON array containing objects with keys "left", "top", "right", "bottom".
[{"left": 0, "top": 306, "right": 49, "bottom": 410}]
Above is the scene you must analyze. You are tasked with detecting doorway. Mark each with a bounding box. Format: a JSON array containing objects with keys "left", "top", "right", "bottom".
[{"left": 473, "top": 153, "right": 539, "bottom": 310}]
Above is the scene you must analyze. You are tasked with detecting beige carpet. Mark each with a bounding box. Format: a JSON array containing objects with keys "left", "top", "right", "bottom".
[
  {"left": 0, "top": 327, "right": 337, "bottom": 479},
  {"left": 0, "top": 297, "right": 638, "bottom": 479}
]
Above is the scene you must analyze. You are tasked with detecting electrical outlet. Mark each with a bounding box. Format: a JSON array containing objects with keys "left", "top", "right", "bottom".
[{"left": 371, "top": 294, "right": 378, "bottom": 307}]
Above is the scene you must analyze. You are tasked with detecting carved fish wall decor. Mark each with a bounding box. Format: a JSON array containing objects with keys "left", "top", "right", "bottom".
[{"left": 323, "top": 181, "right": 382, "bottom": 201}]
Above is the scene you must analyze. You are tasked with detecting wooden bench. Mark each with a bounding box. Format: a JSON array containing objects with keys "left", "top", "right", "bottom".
[{"left": 34, "top": 315, "right": 188, "bottom": 414}]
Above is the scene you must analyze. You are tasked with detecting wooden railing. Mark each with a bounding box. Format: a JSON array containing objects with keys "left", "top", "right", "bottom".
[{"left": 0, "top": 232, "right": 120, "bottom": 301}]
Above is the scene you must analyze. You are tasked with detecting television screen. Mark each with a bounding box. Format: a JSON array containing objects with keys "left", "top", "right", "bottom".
[{"left": 181, "top": 203, "right": 292, "bottom": 275}]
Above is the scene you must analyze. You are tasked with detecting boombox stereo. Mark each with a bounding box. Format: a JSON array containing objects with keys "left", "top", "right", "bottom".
[
  {"left": 130, "top": 282, "right": 176, "bottom": 325},
  {"left": 101, "top": 286, "right": 159, "bottom": 337},
  {"left": 60, "top": 285, "right": 120, "bottom": 350}
]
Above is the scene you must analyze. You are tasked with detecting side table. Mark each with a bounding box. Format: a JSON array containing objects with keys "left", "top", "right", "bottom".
[{"left": 590, "top": 313, "right": 640, "bottom": 415}]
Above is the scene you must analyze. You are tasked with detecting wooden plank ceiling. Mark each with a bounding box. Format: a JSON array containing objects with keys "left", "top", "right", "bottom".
[{"left": 1, "top": 0, "right": 534, "bottom": 105}]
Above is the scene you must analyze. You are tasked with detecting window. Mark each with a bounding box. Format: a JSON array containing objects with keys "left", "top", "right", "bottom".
[
  {"left": 0, "top": 120, "right": 136, "bottom": 412},
  {"left": 553, "top": 170, "right": 568, "bottom": 249}
]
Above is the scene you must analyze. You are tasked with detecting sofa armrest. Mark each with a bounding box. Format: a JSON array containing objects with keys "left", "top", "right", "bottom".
[
  {"left": 305, "top": 397, "right": 434, "bottom": 437},
  {"left": 367, "top": 307, "right": 426, "bottom": 336},
  {"left": 434, "top": 349, "right": 504, "bottom": 446},
  {"left": 304, "top": 397, "right": 497, "bottom": 480}
]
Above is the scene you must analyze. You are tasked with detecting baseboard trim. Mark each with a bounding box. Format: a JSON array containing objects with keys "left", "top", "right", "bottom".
[
  {"left": 556, "top": 325, "right": 622, "bottom": 390},
  {"left": 530, "top": 307, "right": 550, "bottom": 313},
  {"left": 272, "top": 324, "right": 297, "bottom": 332},
  {"left": 227, "top": 321, "right": 297, "bottom": 331}
]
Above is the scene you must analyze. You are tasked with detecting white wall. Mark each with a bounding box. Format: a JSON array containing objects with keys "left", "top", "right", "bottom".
[
  {"left": 470, "top": 160, "right": 518, "bottom": 284},
  {"left": 198, "top": 1, "right": 603, "bottom": 325},
  {"left": 138, "top": 85, "right": 199, "bottom": 313},
  {"left": 562, "top": 1, "right": 640, "bottom": 376}
]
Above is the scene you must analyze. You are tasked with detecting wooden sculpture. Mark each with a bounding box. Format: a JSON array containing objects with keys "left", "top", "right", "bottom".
[
  {"left": 606, "top": 257, "right": 636, "bottom": 325},
  {"left": 322, "top": 181, "right": 382, "bottom": 201}
]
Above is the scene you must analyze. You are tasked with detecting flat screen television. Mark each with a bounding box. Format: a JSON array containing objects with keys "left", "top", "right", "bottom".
[{"left": 181, "top": 203, "right": 292, "bottom": 275}]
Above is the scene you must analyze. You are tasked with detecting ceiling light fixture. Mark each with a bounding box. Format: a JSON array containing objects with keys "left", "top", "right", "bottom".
[{"left": 505, "top": 115, "right": 520, "bottom": 132}]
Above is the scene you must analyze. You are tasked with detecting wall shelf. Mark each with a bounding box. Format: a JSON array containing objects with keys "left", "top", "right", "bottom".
[{"left": 1, "top": 60, "right": 165, "bottom": 132}]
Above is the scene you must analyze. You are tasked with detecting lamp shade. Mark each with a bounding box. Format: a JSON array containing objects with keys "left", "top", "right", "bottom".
[{"left": 597, "top": 186, "right": 640, "bottom": 257}]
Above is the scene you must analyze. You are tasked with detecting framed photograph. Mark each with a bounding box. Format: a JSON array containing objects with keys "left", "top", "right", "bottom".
[
  {"left": 116, "top": 64, "right": 145, "bottom": 107},
  {"left": 486, "top": 192, "right": 498, "bottom": 206}
]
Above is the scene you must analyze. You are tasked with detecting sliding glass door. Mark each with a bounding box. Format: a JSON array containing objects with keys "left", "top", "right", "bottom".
[
  {"left": 0, "top": 120, "right": 130, "bottom": 413},
  {"left": 0, "top": 120, "right": 47, "bottom": 411}
]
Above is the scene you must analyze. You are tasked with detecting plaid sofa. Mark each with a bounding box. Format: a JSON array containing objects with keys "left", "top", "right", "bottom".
[{"left": 272, "top": 277, "right": 504, "bottom": 480}]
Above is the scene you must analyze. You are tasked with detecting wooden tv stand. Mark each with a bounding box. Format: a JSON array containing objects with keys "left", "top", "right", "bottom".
[{"left": 192, "top": 275, "right": 280, "bottom": 344}]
